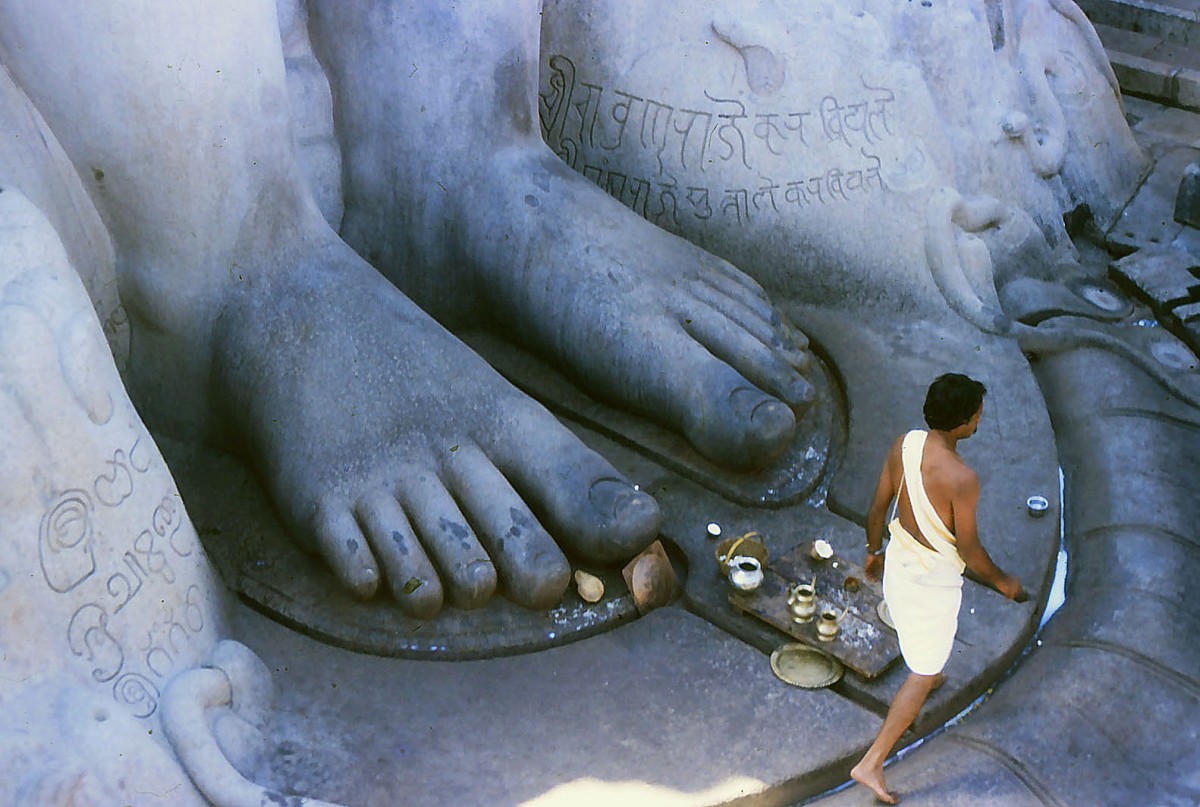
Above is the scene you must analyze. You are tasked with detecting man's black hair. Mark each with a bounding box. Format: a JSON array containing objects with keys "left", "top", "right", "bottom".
[{"left": 923, "top": 373, "right": 987, "bottom": 431}]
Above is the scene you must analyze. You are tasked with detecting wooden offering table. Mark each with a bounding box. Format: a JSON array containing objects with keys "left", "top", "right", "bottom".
[{"left": 729, "top": 543, "right": 900, "bottom": 679}]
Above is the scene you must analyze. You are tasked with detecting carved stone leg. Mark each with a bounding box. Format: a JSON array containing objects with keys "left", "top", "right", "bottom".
[{"left": 0, "top": 186, "right": 220, "bottom": 806}]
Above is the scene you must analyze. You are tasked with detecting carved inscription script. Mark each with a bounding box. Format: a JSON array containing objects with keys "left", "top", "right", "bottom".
[
  {"left": 539, "top": 54, "right": 895, "bottom": 228},
  {"left": 38, "top": 437, "right": 206, "bottom": 719}
]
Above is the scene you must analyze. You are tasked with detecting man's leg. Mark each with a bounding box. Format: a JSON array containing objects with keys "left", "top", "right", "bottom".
[{"left": 850, "top": 670, "right": 942, "bottom": 804}]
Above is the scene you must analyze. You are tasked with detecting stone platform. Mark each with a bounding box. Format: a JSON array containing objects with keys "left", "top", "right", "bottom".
[{"left": 177, "top": 97, "right": 1200, "bottom": 806}]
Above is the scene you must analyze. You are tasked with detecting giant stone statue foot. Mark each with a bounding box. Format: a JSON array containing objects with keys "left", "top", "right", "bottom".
[
  {"left": 213, "top": 236, "right": 662, "bottom": 617},
  {"left": 456, "top": 148, "right": 815, "bottom": 470},
  {"left": 304, "top": 0, "right": 816, "bottom": 472}
]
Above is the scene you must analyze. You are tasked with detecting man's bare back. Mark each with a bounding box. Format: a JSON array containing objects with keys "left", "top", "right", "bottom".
[
  {"left": 868, "top": 396, "right": 985, "bottom": 558},
  {"left": 889, "top": 427, "right": 978, "bottom": 552}
]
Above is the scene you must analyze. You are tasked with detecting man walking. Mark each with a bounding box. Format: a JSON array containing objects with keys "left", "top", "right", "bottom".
[{"left": 851, "top": 373, "right": 1023, "bottom": 803}]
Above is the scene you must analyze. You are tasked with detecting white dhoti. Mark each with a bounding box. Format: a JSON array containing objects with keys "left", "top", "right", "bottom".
[{"left": 882, "top": 430, "right": 966, "bottom": 676}]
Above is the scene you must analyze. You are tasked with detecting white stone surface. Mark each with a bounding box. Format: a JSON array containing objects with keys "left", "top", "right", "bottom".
[{"left": 0, "top": 187, "right": 221, "bottom": 805}]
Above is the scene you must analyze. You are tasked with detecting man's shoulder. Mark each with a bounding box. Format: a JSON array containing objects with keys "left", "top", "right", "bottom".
[
  {"left": 925, "top": 441, "right": 978, "bottom": 489},
  {"left": 945, "top": 454, "right": 978, "bottom": 491}
]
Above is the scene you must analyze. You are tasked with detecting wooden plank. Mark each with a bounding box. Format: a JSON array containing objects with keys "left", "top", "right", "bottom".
[{"left": 728, "top": 545, "right": 900, "bottom": 679}]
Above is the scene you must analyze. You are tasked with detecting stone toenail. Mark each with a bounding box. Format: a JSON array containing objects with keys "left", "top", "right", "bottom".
[
  {"left": 727, "top": 385, "right": 762, "bottom": 415},
  {"left": 788, "top": 377, "right": 815, "bottom": 405},
  {"left": 751, "top": 398, "right": 789, "bottom": 424},
  {"left": 588, "top": 477, "right": 636, "bottom": 517}
]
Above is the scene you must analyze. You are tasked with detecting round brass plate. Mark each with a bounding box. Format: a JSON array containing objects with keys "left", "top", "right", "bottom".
[{"left": 769, "top": 643, "right": 844, "bottom": 688}]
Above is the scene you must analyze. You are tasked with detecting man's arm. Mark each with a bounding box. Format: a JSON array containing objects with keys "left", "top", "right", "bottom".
[
  {"left": 863, "top": 437, "right": 901, "bottom": 581},
  {"left": 951, "top": 471, "right": 1023, "bottom": 599}
]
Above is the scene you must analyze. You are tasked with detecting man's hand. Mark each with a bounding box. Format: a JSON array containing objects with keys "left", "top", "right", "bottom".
[
  {"left": 864, "top": 552, "right": 883, "bottom": 582},
  {"left": 995, "top": 573, "right": 1023, "bottom": 601}
]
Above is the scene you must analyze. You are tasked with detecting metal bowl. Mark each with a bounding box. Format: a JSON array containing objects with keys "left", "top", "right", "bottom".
[
  {"left": 1026, "top": 495, "right": 1049, "bottom": 518},
  {"left": 728, "top": 556, "right": 764, "bottom": 592}
]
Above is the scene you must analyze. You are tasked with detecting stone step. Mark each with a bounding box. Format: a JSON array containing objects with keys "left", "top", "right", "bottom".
[
  {"left": 1109, "top": 246, "right": 1200, "bottom": 352},
  {"left": 1076, "top": 0, "right": 1200, "bottom": 48},
  {"left": 1093, "top": 21, "right": 1200, "bottom": 110},
  {"left": 1077, "top": 0, "right": 1200, "bottom": 110}
]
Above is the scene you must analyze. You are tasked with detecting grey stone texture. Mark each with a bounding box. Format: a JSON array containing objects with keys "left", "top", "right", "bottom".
[
  {"left": 0, "top": 187, "right": 224, "bottom": 805},
  {"left": 1110, "top": 246, "right": 1200, "bottom": 308},
  {"left": 1107, "top": 145, "right": 1195, "bottom": 254},
  {"left": 1173, "top": 160, "right": 1200, "bottom": 225},
  {"left": 538, "top": 0, "right": 1147, "bottom": 330},
  {"left": 1077, "top": 0, "right": 1200, "bottom": 49},
  {"left": 234, "top": 606, "right": 883, "bottom": 807}
]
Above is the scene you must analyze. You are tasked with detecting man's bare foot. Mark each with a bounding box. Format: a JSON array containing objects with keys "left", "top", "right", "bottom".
[{"left": 850, "top": 760, "right": 900, "bottom": 804}]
